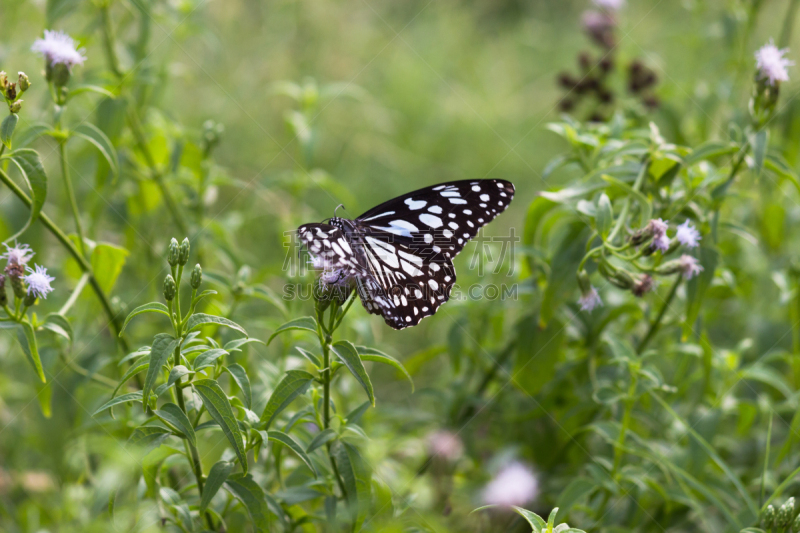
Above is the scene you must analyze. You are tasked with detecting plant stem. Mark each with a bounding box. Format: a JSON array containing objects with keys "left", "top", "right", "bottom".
[
  {"left": 637, "top": 276, "right": 682, "bottom": 353},
  {"left": 59, "top": 272, "right": 90, "bottom": 316},
  {"left": 59, "top": 352, "right": 117, "bottom": 388},
  {"left": 100, "top": 1, "right": 123, "bottom": 78},
  {"left": 58, "top": 141, "right": 88, "bottom": 258},
  {"left": 0, "top": 167, "right": 129, "bottom": 352},
  {"left": 607, "top": 159, "right": 649, "bottom": 245}
]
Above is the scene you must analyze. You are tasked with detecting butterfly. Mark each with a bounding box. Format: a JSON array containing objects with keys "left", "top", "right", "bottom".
[{"left": 298, "top": 179, "right": 515, "bottom": 329}]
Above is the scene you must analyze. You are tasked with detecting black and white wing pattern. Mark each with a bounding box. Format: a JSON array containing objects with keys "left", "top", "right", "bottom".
[{"left": 298, "top": 179, "right": 515, "bottom": 330}]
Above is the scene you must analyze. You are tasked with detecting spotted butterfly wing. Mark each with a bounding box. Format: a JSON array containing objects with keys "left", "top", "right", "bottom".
[{"left": 298, "top": 179, "right": 515, "bottom": 329}]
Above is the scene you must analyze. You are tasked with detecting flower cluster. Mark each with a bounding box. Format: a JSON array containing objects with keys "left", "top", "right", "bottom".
[
  {"left": 31, "top": 30, "right": 86, "bottom": 89},
  {"left": 578, "top": 219, "right": 703, "bottom": 312},
  {"left": 755, "top": 40, "right": 793, "bottom": 86},
  {"left": 0, "top": 71, "right": 29, "bottom": 113},
  {"left": 1, "top": 242, "right": 55, "bottom": 305}
]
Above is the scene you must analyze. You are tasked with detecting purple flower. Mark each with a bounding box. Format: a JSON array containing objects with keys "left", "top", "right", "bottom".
[
  {"left": 755, "top": 40, "right": 793, "bottom": 85},
  {"left": 676, "top": 221, "right": 701, "bottom": 248},
  {"left": 31, "top": 30, "right": 87, "bottom": 68},
  {"left": 578, "top": 287, "right": 603, "bottom": 312},
  {"left": 678, "top": 254, "right": 703, "bottom": 280},
  {"left": 427, "top": 430, "right": 464, "bottom": 462},
  {"left": 652, "top": 233, "right": 671, "bottom": 252},
  {"left": 592, "top": 0, "right": 625, "bottom": 10},
  {"left": 1, "top": 242, "right": 34, "bottom": 266},
  {"left": 24, "top": 264, "right": 55, "bottom": 299}
]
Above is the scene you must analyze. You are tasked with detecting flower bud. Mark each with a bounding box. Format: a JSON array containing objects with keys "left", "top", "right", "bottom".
[
  {"left": 23, "top": 291, "right": 37, "bottom": 307},
  {"left": 9, "top": 100, "right": 22, "bottom": 114},
  {"left": 190, "top": 264, "right": 202, "bottom": 289},
  {"left": 313, "top": 277, "right": 333, "bottom": 314},
  {"left": 5, "top": 263, "right": 26, "bottom": 299},
  {"left": 17, "top": 72, "right": 30, "bottom": 93},
  {"left": 163, "top": 275, "right": 176, "bottom": 301},
  {"left": 48, "top": 62, "right": 71, "bottom": 88},
  {"left": 0, "top": 275, "right": 6, "bottom": 306},
  {"left": 178, "top": 238, "right": 190, "bottom": 265},
  {"left": 0, "top": 72, "right": 7, "bottom": 90},
  {"left": 793, "top": 511, "right": 800, "bottom": 532},
  {"left": 632, "top": 274, "right": 655, "bottom": 297},
  {"left": 779, "top": 498, "right": 796, "bottom": 528},
  {"left": 577, "top": 269, "right": 592, "bottom": 294},
  {"left": 608, "top": 269, "right": 634, "bottom": 290},
  {"left": 763, "top": 505, "right": 775, "bottom": 529},
  {"left": 5, "top": 83, "right": 16, "bottom": 101},
  {"left": 167, "top": 238, "right": 180, "bottom": 266}
]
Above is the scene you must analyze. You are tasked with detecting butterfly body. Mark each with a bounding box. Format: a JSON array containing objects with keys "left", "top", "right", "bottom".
[{"left": 299, "top": 179, "right": 515, "bottom": 329}]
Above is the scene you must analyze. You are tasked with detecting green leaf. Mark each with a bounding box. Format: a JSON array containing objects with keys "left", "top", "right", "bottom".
[
  {"left": 128, "top": 426, "right": 171, "bottom": 449},
  {"left": 547, "top": 507, "right": 560, "bottom": 529},
  {"left": 224, "top": 338, "right": 264, "bottom": 352},
  {"left": 91, "top": 242, "right": 129, "bottom": 293},
  {"left": 167, "top": 365, "right": 193, "bottom": 387},
  {"left": 154, "top": 403, "right": 197, "bottom": 447},
  {"left": 295, "top": 347, "right": 322, "bottom": 367},
  {"left": 200, "top": 461, "right": 234, "bottom": 513},
  {"left": 267, "top": 316, "right": 317, "bottom": 344},
  {"left": 356, "top": 346, "right": 414, "bottom": 392},
  {"left": 186, "top": 313, "right": 248, "bottom": 337},
  {"left": 193, "top": 379, "right": 248, "bottom": 472},
  {"left": 601, "top": 174, "right": 652, "bottom": 226},
  {"left": 119, "top": 302, "right": 170, "bottom": 335},
  {"left": 252, "top": 285, "right": 288, "bottom": 315},
  {"left": 307, "top": 428, "right": 337, "bottom": 453},
  {"left": 41, "top": 313, "right": 72, "bottom": 343},
  {"left": 595, "top": 193, "right": 613, "bottom": 237},
  {"left": 193, "top": 348, "right": 228, "bottom": 370},
  {"left": 224, "top": 474, "right": 272, "bottom": 532},
  {"left": 331, "top": 340, "right": 374, "bottom": 406},
  {"left": 268, "top": 430, "right": 317, "bottom": 477},
  {"left": 14, "top": 123, "right": 53, "bottom": 147},
  {"left": 93, "top": 391, "right": 143, "bottom": 415},
  {"left": 684, "top": 141, "right": 738, "bottom": 166},
  {"left": 334, "top": 441, "right": 370, "bottom": 529},
  {"left": 5, "top": 148, "right": 47, "bottom": 242},
  {"left": 260, "top": 369, "right": 315, "bottom": 428},
  {"left": 225, "top": 363, "right": 252, "bottom": 409},
  {"left": 72, "top": 122, "right": 119, "bottom": 176},
  {"left": 142, "top": 446, "right": 182, "bottom": 498},
  {"left": 17, "top": 322, "right": 45, "bottom": 383},
  {"left": 1, "top": 113, "right": 19, "bottom": 148},
  {"left": 69, "top": 85, "right": 116, "bottom": 99},
  {"left": 113, "top": 362, "right": 149, "bottom": 397},
  {"left": 142, "top": 334, "right": 180, "bottom": 409}
]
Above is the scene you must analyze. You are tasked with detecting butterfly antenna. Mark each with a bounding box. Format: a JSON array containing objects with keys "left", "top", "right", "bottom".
[{"left": 334, "top": 204, "right": 346, "bottom": 217}]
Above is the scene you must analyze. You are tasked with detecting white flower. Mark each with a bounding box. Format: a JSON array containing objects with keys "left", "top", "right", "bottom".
[
  {"left": 427, "top": 430, "right": 464, "bottom": 462},
  {"left": 31, "top": 30, "right": 87, "bottom": 68},
  {"left": 652, "top": 233, "right": 671, "bottom": 252},
  {"left": 578, "top": 287, "right": 603, "bottom": 312},
  {"left": 592, "top": 0, "right": 625, "bottom": 10},
  {"left": 755, "top": 40, "right": 793, "bottom": 85},
  {"left": 676, "top": 221, "right": 701, "bottom": 248},
  {"left": 24, "top": 264, "right": 55, "bottom": 299},
  {"left": 482, "top": 462, "right": 538, "bottom": 507},
  {"left": 1, "top": 242, "right": 34, "bottom": 266},
  {"left": 678, "top": 254, "right": 703, "bottom": 280}
]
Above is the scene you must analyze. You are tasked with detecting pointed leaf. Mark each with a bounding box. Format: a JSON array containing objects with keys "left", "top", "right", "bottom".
[
  {"left": 90, "top": 242, "right": 129, "bottom": 293},
  {"left": 356, "top": 346, "right": 413, "bottom": 392},
  {"left": 93, "top": 391, "right": 143, "bottom": 415},
  {"left": 224, "top": 474, "right": 272, "bottom": 532},
  {"left": 268, "top": 430, "right": 317, "bottom": 477},
  {"left": 307, "top": 428, "right": 337, "bottom": 453},
  {"left": 193, "top": 379, "right": 248, "bottom": 472},
  {"left": 142, "top": 334, "right": 180, "bottom": 409},
  {"left": 142, "top": 446, "right": 181, "bottom": 497},
  {"left": 17, "top": 322, "right": 45, "bottom": 382},
  {"left": 120, "top": 302, "right": 170, "bottom": 335},
  {"left": 186, "top": 313, "right": 247, "bottom": 337},
  {"left": 193, "top": 348, "right": 228, "bottom": 370},
  {"left": 113, "top": 362, "right": 149, "bottom": 396},
  {"left": 128, "top": 426, "right": 171, "bottom": 449},
  {"left": 6, "top": 148, "right": 47, "bottom": 242},
  {"left": 200, "top": 460, "right": 234, "bottom": 513},
  {"left": 154, "top": 403, "right": 197, "bottom": 447},
  {"left": 167, "top": 365, "right": 193, "bottom": 387},
  {"left": 1, "top": 113, "right": 19, "bottom": 148},
  {"left": 295, "top": 347, "right": 321, "bottom": 367},
  {"left": 225, "top": 363, "right": 252, "bottom": 409},
  {"left": 331, "top": 341, "right": 374, "bottom": 406},
  {"left": 334, "top": 441, "right": 370, "bottom": 529},
  {"left": 267, "top": 316, "right": 317, "bottom": 344},
  {"left": 41, "top": 313, "right": 73, "bottom": 343},
  {"left": 260, "top": 369, "right": 315, "bottom": 428},
  {"left": 224, "top": 338, "right": 264, "bottom": 352},
  {"left": 72, "top": 122, "right": 119, "bottom": 176}
]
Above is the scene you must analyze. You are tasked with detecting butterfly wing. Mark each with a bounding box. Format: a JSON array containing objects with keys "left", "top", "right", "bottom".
[
  {"left": 297, "top": 223, "right": 363, "bottom": 275},
  {"left": 355, "top": 227, "right": 456, "bottom": 329},
  {"left": 356, "top": 179, "right": 515, "bottom": 259}
]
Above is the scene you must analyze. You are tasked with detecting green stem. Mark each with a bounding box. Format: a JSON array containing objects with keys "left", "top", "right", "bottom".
[
  {"left": 607, "top": 159, "right": 649, "bottom": 245},
  {"left": 59, "top": 352, "right": 117, "bottom": 388},
  {"left": 637, "top": 276, "right": 682, "bottom": 353},
  {"left": 0, "top": 166, "right": 129, "bottom": 352},
  {"left": 780, "top": 0, "right": 800, "bottom": 48},
  {"left": 127, "top": 104, "right": 189, "bottom": 235},
  {"left": 59, "top": 141, "right": 88, "bottom": 258},
  {"left": 59, "top": 272, "right": 90, "bottom": 316},
  {"left": 100, "top": 2, "right": 123, "bottom": 78}
]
